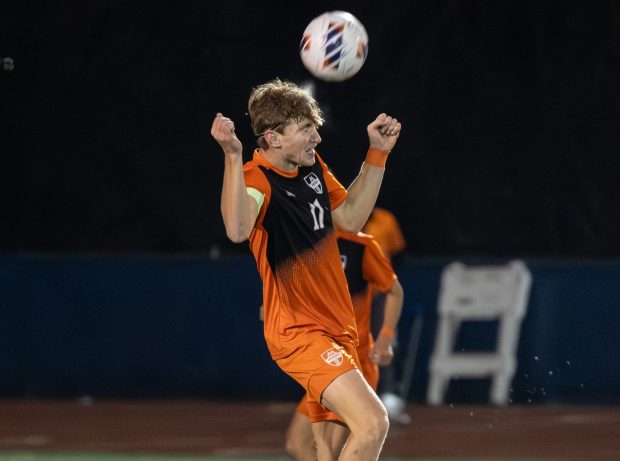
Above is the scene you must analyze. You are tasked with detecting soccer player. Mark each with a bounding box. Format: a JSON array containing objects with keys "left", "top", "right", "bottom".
[
  {"left": 285, "top": 230, "right": 404, "bottom": 460},
  {"left": 211, "top": 79, "right": 401, "bottom": 460}
]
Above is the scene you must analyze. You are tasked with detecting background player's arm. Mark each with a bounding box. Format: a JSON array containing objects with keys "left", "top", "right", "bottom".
[
  {"left": 371, "top": 279, "right": 404, "bottom": 366},
  {"left": 332, "top": 114, "right": 401, "bottom": 233},
  {"left": 211, "top": 113, "right": 258, "bottom": 242}
]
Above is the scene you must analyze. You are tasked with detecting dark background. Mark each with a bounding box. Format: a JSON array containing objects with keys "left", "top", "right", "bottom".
[
  {"left": 2, "top": 1, "right": 620, "bottom": 404},
  {"left": 3, "top": 0, "right": 620, "bottom": 257}
]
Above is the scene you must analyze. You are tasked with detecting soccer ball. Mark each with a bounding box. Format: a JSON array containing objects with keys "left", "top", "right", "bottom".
[{"left": 299, "top": 11, "right": 369, "bottom": 82}]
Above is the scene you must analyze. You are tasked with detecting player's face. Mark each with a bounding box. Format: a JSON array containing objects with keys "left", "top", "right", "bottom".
[{"left": 279, "top": 118, "right": 322, "bottom": 168}]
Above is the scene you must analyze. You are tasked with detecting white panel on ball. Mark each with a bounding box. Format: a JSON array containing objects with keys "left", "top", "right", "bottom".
[{"left": 300, "top": 11, "right": 369, "bottom": 82}]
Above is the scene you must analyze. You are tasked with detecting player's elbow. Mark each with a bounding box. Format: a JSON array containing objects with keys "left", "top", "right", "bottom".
[
  {"left": 227, "top": 234, "right": 247, "bottom": 243},
  {"left": 225, "top": 226, "right": 250, "bottom": 243},
  {"left": 222, "top": 214, "right": 252, "bottom": 243},
  {"left": 391, "top": 278, "right": 404, "bottom": 298},
  {"left": 334, "top": 220, "right": 360, "bottom": 234},
  {"left": 332, "top": 208, "right": 363, "bottom": 234},
  {"left": 226, "top": 232, "right": 249, "bottom": 243}
]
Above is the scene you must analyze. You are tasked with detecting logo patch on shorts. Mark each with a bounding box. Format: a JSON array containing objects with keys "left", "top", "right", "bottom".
[{"left": 321, "top": 347, "right": 344, "bottom": 366}]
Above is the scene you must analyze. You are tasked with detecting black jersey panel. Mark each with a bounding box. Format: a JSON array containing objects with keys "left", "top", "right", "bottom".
[
  {"left": 261, "top": 162, "right": 333, "bottom": 273},
  {"left": 338, "top": 238, "right": 367, "bottom": 296}
]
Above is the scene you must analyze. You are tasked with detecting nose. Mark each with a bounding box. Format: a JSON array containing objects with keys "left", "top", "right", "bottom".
[{"left": 311, "top": 127, "right": 321, "bottom": 144}]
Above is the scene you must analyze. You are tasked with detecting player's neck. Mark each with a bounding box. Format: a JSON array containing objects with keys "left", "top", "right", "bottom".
[{"left": 261, "top": 148, "right": 299, "bottom": 173}]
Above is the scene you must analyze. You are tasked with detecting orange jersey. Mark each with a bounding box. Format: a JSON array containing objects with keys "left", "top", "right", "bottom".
[
  {"left": 244, "top": 149, "right": 356, "bottom": 360},
  {"left": 336, "top": 231, "right": 397, "bottom": 361},
  {"left": 363, "top": 207, "right": 407, "bottom": 259},
  {"left": 296, "top": 232, "right": 397, "bottom": 422}
]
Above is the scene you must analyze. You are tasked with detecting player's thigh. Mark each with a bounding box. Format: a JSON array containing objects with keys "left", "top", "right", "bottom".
[{"left": 320, "top": 369, "right": 387, "bottom": 434}]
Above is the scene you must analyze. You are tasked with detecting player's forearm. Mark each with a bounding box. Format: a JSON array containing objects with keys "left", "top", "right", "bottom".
[
  {"left": 338, "top": 162, "right": 386, "bottom": 232},
  {"left": 372, "top": 278, "right": 402, "bottom": 365},
  {"left": 221, "top": 154, "right": 254, "bottom": 243},
  {"left": 381, "top": 279, "right": 404, "bottom": 335}
]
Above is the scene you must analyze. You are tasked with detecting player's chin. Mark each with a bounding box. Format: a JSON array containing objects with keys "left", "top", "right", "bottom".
[{"left": 301, "top": 151, "right": 316, "bottom": 166}]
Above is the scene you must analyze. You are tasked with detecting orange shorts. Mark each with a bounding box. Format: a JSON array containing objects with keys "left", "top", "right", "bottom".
[
  {"left": 357, "top": 346, "right": 379, "bottom": 390},
  {"left": 294, "top": 343, "right": 379, "bottom": 423},
  {"left": 276, "top": 335, "right": 360, "bottom": 423}
]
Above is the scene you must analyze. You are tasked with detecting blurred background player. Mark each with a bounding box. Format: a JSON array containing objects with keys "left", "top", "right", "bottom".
[
  {"left": 211, "top": 79, "right": 401, "bottom": 460},
  {"left": 363, "top": 207, "right": 410, "bottom": 424},
  {"left": 363, "top": 207, "right": 407, "bottom": 266}
]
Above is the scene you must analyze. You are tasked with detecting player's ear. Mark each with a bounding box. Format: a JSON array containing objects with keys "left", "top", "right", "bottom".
[{"left": 266, "top": 131, "right": 281, "bottom": 148}]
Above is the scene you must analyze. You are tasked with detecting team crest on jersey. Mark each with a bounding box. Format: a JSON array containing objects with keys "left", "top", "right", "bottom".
[
  {"left": 340, "top": 255, "right": 347, "bottom": 269},
  {"left": 321, "top": 347, "right": 344, "bottom": 366},
  {"left": 303, "top": 172, "right": 323, "bottom": 194}
]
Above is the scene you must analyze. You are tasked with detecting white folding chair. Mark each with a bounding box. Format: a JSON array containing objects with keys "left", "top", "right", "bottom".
[{"left": 427, "top": 260, "right": 532, "bottom": 405}]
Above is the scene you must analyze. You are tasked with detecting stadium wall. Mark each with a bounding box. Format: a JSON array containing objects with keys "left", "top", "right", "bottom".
[{"left": 1, "top": 254, "right": 618, "bottom": 404}]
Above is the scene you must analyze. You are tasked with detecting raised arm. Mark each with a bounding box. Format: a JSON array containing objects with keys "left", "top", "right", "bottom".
[
  {"left": 211, "top": 113, "right": 258, "bottom": 243},
  {"left": 332, "top": 113, "right": 401, "bottom": 233}
]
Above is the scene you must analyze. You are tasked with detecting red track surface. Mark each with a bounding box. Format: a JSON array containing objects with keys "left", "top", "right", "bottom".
[{"left": 0, "top": 400, "right": 618, "bottom": 460}]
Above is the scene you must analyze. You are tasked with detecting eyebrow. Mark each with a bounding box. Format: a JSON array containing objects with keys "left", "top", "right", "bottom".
[{"left": 298, "top": 120, "right": 314, "bottom": 130}]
